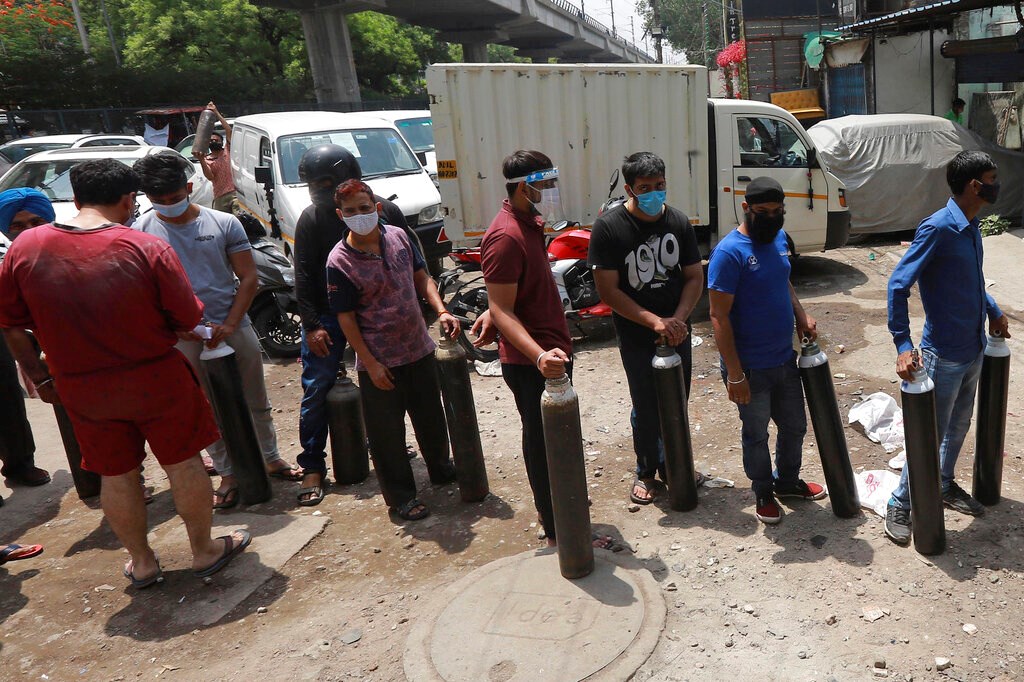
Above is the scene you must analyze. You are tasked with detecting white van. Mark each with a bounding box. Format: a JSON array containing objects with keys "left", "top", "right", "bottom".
[
  {"left": 229, "top": 111, "right": 447, "bottom": 263},
  {"left": 364, "top": 110, "right": 438, "bottom": 186}
]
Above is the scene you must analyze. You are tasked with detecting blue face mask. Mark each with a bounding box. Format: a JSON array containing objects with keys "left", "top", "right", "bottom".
[
  {"left": 152, "top": 196, "right": 190, "bottom": 218},
  {"left": 633, "top": 189, "right": 666, "bottom": 217}
]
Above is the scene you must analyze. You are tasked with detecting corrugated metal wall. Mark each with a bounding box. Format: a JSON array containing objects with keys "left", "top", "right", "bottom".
[
  {"left": 827, "top": 64, "right": 868, "bottom": 116},
  {"left": 427, "top": 64, "right": 711, "bottom": 241}
]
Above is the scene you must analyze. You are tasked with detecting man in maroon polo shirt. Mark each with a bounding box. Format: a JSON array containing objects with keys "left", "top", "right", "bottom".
[{"left": 481, "top": 150, "right": 611, "bottom": 549}]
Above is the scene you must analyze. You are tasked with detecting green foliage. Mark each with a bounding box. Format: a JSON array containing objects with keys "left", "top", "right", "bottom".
[
  {"left": 348, "top": 11, "right": 456, "bottom": 98},
  {"left": 979, "top": 214, "right": 1010, "bottom": 237},
  {"left": 639, "top": 0, "right": 723, "bottom": 66}
]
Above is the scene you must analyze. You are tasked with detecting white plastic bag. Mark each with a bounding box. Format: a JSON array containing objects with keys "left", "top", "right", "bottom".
[
  {"left": 855, "top": 469, "right": 901, "bottom": 517},
  {"left": 474, "top": 359, "right": 503, "bottom": 377},
  {"left": 848, "top": 392, "right": 905, "bottom": 453}
]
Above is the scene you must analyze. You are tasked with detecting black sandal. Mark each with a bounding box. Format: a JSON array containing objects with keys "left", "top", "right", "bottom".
[
  {"left": 394, "top": 498, "right": 430, "bottom": 521},
  {"left": 297, "top": 473, "right": 327, "bottom": 507}
]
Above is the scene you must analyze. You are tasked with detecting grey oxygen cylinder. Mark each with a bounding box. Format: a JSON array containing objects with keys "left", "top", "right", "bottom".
[
  {"left": 200, "top": 343, "right": 271, "bottom": 505},
  {"left": 973, "top": 335, "right": 1011, "bottom": 505},
  {"left": 435, "top": 329, "right": 489, "bottom": 502},
  {"left": 900, "top": 357, "right": 944, "bottom": 555},
  {"left": 192, "top": 109, "right": 217, "bottom": 156},
  {"left": 651, "top": 340, "right": 698, "bottom": 511},
  {"left": 798, "top": 341, "right": 859, "bottom": 517},
  {"left": 53, "top": 405, "right": 101, "bottom": 499},
  {"left": 327, "top": 363, "right": 369, "bottom": 484},
  {"left": 541, "top": 374, "right": 594, "bottom": 579}
]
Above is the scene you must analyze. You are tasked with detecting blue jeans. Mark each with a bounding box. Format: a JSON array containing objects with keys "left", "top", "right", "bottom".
[
  {"left": 721, "top": 354, "right": 807, "bottom": 497},
  {"left": 297, "top": 314, "right": 347, "bottom": 476},
  {"left": 619, "top": 337, "right": 692, "bottom": 480},
  {"left": 890, "top": 349, "right": 984, "bottom": 510}
]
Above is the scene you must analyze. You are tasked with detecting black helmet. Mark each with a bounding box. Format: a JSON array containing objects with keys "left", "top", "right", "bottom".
[{"left": 297, "top": 144, "right": 362, "bottom": 184}]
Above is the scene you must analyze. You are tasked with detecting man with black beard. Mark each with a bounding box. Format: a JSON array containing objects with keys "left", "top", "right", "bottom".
[
  {"left": 707, "top": 177, "right": 826, "bottom": 526},
  {"left": 292, "top": 144, "right": 410, "bottom": 506}
]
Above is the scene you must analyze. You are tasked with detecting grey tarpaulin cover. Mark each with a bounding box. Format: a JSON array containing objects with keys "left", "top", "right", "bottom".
[{"left": 809, "top": 114, "right": 1024, "bottom": 235}]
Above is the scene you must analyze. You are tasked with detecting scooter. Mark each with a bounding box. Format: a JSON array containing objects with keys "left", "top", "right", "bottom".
[
  {"left": 238, "top": 213, "right": 302, "bottom": 358},
  {"left": 437, "top": 176, "right": 623, "bottom": 361}
]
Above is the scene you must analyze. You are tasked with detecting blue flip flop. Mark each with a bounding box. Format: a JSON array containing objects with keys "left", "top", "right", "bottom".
[{"left": 194, "top": 529, "right": 251, "bottom": 578}]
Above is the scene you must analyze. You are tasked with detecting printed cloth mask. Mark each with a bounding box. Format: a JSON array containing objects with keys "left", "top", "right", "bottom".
[{"left": 343, "top": 211, "right": 379, "bottom": 235}]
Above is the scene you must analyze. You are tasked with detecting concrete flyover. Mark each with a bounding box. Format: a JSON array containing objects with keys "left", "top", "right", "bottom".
[{"left": 254, "top": 0, "right": 654, "bottom": 103}]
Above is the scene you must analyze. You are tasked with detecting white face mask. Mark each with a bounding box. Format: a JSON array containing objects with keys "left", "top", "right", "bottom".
[{"left": 343, "top": 211, "right": 379, "bottom": 235}]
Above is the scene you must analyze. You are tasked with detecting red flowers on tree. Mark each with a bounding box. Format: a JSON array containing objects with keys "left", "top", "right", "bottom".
[{"left": 716, "top": 39, "right": 748, "bottom": 99}]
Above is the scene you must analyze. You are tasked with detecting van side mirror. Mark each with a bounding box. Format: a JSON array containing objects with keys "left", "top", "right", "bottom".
[
  {"left": 807, "top": 148, "right": 818, "bottom": 168},
  {"left": 255, "top": 165, "right": 272, "bottom": 185}
]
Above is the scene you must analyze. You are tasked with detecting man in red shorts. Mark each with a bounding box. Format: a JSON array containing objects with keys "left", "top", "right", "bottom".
[{"left": 0, "top": 159, "right": 251, "bottom": 588}]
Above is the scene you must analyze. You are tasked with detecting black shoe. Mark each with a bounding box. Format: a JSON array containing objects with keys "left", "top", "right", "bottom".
[
  {"left": 884, "top": 502, "right": 911, "bottom": 545},
  {"left": 942, "top": 482, "right": 985, "bottom": 516}
]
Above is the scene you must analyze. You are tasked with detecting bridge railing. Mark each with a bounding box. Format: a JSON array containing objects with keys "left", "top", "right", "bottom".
[{"left": 544, "top": 0, "right": 653, "bottom": 59}]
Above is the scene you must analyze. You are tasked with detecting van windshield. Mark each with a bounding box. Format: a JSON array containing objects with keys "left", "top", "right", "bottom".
[
  {"left": 394, "top": 118, "right": 434, "bottom": 152},
  {"left": 277, "top": 128, "right": 422, "bottom": 184}
]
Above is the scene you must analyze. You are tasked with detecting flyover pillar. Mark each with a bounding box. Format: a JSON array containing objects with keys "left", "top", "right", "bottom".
[
  {"left": 300, "top": 4, "right": 361, "bottom": 104},
  {"left": 462, "top": 41, "right": 489, "bottom": 62}
]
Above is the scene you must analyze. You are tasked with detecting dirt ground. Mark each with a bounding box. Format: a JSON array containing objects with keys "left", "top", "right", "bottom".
[{"left": 2, "top": 233, "right": 1023, "bottom": 682}]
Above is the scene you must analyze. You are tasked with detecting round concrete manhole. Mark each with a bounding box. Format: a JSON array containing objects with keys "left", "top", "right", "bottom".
[{"left": 404, "top": 548, "right": 665, "bottom": 682}]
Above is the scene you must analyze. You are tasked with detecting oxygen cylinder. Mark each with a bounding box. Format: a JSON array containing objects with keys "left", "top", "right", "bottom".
[
  {"left": 53, "top": 405, "right": 101, "bottom": 499},
  {"left": 435, "top": 329, "right": 489, "bottom": 502},
  {"left": 798, "top": 341, "right": 859, "bottom": 517},
  {"left": 192, "top": 109, "right": 217, "bottom": 156},
  {"left": 973, "top": 335, "right": 1011, "bottom": 505},
  {"left": 900, "top": 356, "right": 945, "bottom": 555},
  {"left": 327, "top": 364, "right": 369, "bottom": 485},
  {"left": 200, "top": 343, "right": 271, "bottom": 505},
  {"left": 651, "top": 340, "right": 698, "bottom": 511},
  {"left": 541, "top": 374, "right": 594, "bottom": 579}
]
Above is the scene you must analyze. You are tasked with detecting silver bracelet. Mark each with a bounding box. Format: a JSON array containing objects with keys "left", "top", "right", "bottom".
[
  {"left": 727, "top": 374, "right": 747, "bottom": 385},
  {"left": 35, "top": 376, "right": 54, "bottom": 389},
  {"left": 535, "top": 350, "right": 548, "bottom": 368}
]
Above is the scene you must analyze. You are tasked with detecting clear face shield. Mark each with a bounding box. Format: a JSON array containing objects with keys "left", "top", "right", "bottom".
[{"left": 509, "top": 167, "right": 568, "bottom": 230}]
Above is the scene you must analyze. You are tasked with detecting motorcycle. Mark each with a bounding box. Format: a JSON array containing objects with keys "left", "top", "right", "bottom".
[
  {"left": 238, "top": 213, "right": 302, "bottom": 358},
  {"left": 437, "top": 173, "right": 625, "bottom": 362}
]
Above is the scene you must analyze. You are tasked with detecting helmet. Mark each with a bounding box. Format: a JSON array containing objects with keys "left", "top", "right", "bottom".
[{"left": 297, "top": 144, "right": 362, "bottom": 184}]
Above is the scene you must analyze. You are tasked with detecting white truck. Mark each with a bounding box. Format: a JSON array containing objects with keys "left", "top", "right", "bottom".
[{"left": 426, "top": 63, "right": 850, "bottom": 255}]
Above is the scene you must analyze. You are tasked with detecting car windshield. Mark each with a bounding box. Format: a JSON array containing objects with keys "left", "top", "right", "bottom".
[
  {"left": 0, "top": 142, "right": 71, "bottom": 163},
  {"left": 0, "top": 157, "right": 136, "bottom": 201},
  {"left": 278, "top": 128, "right": 422, "bottom": 184},
  {"left": 394, "top": 118, "right": 434, "bottom": 152}
]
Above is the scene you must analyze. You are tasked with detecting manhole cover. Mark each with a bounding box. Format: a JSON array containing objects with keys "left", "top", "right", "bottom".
[{"left": 404, "top": 549, "right": 665, "bottom": 681}]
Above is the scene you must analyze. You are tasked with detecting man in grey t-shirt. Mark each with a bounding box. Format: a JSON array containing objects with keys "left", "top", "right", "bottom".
[{"left": 134, "top": 153, "right": 301, "bottom": 508}]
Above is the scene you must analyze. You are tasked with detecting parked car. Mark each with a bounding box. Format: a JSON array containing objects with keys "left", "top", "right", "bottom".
[
  {"left": 365, "top": 110, "right": 438, "bottom": 186},
  {"left": 0, "top": 145, "right": 214, "bottom": 223},
  {"left": 0, "top": 134, "right": 148, "bottom": 165},
  {"left": 229, "top": 111, "right": 449, "bottom": 270}
]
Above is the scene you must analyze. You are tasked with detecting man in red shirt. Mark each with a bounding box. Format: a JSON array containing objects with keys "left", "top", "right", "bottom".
[
  {"left": 481, "top": 150, "right": 611, "bottom": 549},
  {"left": 0, "top": 159, "right": 250, "bottom": 587},
  {"left": 195, "top": 102, "right": 237, "bottom": 214}
]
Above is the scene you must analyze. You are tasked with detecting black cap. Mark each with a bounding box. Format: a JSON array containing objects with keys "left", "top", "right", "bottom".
[{"left": 745, "top": 176, "right": 785, "bottom": 205}]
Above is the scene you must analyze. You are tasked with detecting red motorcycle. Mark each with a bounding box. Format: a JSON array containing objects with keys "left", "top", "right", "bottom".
[{"left": 438, "top": 225, "right": 613, "bottom": 363}]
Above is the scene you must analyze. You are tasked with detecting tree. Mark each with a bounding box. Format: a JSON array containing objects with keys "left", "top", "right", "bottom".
[
  {"left": 347, "top": 11, "right": 456, "bottom": 99},
  {"left": 0, "top": 1, "right": 77, "bottom": 60},
  {"left": 638, "top": 0, "right": 723, "bottom": 66}
]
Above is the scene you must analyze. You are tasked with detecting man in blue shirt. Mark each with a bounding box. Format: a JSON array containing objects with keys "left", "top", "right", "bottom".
[
  {"left": 885, "top": 151, "right": 1010, "bottom": 545},
  {"left": 708, "top": 177, "right": 826, "bottom": 525}
]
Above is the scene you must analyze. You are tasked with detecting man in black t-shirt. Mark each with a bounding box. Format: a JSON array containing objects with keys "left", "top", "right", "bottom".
[{"left": 588, "top": 152, "right": 703, "bottom": 505}]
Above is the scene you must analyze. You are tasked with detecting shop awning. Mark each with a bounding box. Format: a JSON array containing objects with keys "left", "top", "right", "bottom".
[{"left": 837, "top": 0, "right": 1012, "bottom": 32}]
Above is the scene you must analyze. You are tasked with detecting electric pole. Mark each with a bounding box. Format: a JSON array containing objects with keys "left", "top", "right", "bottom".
[
  {"left": 69, "top": 0, "right": 91, "bottom": 55},
  {"left": 702, "top": 0, "right": 709, "bottom": 68},
  {"left": 609, "top": 0, "right": 616, "bottom": 36},
  {"left": 651, "top": 0, "right": 663, "bottom": 63}
]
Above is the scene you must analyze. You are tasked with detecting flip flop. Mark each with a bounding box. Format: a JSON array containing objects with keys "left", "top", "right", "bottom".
[
  {"left": 394, "top": 498, "right": 430, "bottom": 521},
  {"left": 629, "top": 478, "right": 656, "bottom": 505},
  {"left": 194, "top": 529, "right": 252, "bottom": 578},
  {"left": 123, "top": 559, "right": 164, "bottom": 589},
  {"left": 268, "top": 465, "right": 304, "bottom": 481},
  {"left": 213, "top": 487, "right": 239, "bottom": 510},
  {"left": 0, "top": 543, "right": 44, "bottom": 565}
]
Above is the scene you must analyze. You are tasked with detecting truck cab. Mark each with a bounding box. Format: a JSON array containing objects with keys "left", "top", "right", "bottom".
[
  {"left": 229, "top": 111, "right": 449, "bottom": 267},
  {"left": 710, "top": 99, "right": 849, "bottom": 254}
]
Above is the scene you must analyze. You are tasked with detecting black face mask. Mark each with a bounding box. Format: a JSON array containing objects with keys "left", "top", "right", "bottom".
[
  {"left": 745, "top": 211, "right": 785, "bottom": 244},
  {"left": 209, "top": 142, "right": 223, "bottom": 152},
  {"left": 977, "top": 180, "right": 1000, "bottom": 204},
  {"left": 309, "top": 185, "right": 336, "bottom": 207}
]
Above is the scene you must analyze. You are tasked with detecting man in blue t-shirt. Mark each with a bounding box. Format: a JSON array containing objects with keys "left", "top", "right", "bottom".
[{"left": 707, "top": 177, "right": 826, "bottom": 525}]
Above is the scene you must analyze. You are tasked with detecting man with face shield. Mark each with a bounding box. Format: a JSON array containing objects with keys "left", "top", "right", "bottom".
[
  {"left": 481, "top": 149, "right": 613, "bottom": 549},
  {"left": 883, "top": 151, "right": 1010, "bottom": 545},
  {"left": 292, "top": 144, "right": 410, "bottom": 506},
  {"left": 588, "top": 152, "right": 704, "bottom": 505},
  {"left": 708, "top": 176, "right": 826, "bottom": 526}
]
